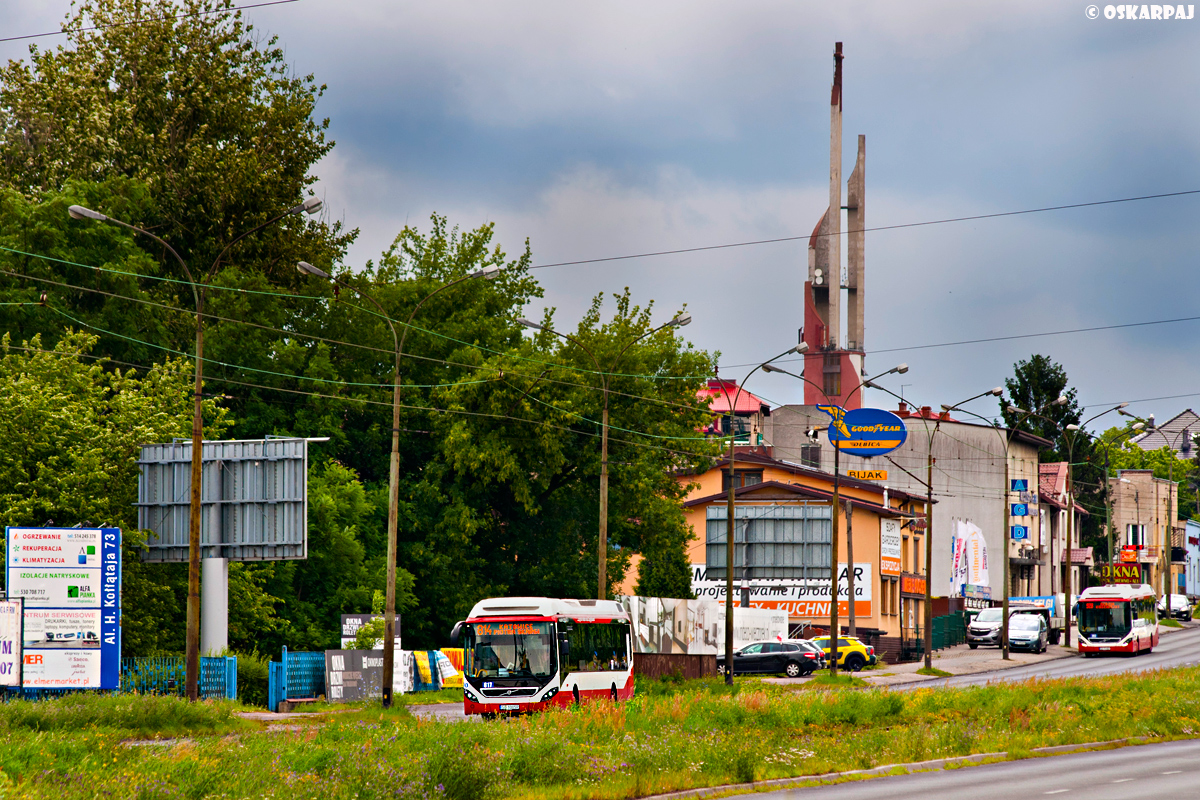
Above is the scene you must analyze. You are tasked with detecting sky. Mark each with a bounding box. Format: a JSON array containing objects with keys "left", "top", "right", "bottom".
[{"left": 3, "top": 0, "right": 1199, "bottom": 430}]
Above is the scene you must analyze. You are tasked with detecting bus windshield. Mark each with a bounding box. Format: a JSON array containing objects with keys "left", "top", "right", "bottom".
[
  {"left": 1079, "top": 600, "right": 1131, "bottom": 639},
  {"left": 466, "top": 621, "right": 556, "bottom": 679}
]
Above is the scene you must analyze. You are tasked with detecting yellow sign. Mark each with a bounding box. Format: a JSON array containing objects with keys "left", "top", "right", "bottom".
[{"left": 848, "top": 469, "right": 888, "bottom": 481}]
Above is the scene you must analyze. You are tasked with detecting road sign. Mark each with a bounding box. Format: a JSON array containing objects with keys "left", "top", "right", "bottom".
[
  {"left": 817, "top": 406, "right": 908, "bottom": 457},
  {"left": 848, "top": 469, "right": 888, "bottom": 481}
]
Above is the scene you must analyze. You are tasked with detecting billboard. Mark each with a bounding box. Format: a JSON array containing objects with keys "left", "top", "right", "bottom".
[
  {"left": 339, "top": 613, "right": 402, "bottom": 649},
  {"left": 617, "top": 596, "right": 787, "bottom": 657},
  {"left": 137, "top": 438, "right": 309, "bottom": 562},
  {"left": 5, "top": 527, "right": 121, "bottom": 689},
  {"left": 690, "top": 563, "right": 873, "bottom": 619},
  {"left": 950, "top": 520, "right": 989, "bottom": 596},
  {"left": 324, "top": 649, "right": 415, "bottom": 702},
  {"left": 0, "top": 599, "right": 21, "bottom": 687}
]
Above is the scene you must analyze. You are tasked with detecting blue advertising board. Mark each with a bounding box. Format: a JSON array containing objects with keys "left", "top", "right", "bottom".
[
  {"left": 1011, "top": 503, "right": 1029, "bottom": 517},
  {"left": 1011, "top": 479, "right": 1029, "bottom": 492},
  {"left": 1010, "top": 525, "right": 1029, "bottom": 541},
  {"left": 5, "top": 527, "right": 121, "bottom": 689},
  {"left": 817, "top": 406, "right": 908, "bottom": 457}
]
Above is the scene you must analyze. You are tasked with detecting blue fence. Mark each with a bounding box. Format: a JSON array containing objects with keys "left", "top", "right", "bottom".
[
  {"left": 2, "top": 656, "right": 236, "bottom": 702},
  {"left": 267, "top": 646, "right": 325, "bottom": 710}
]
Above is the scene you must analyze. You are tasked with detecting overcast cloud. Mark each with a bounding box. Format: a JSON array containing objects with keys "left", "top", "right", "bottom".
[{"left": 4, "top": 1, "right": 1198, "bottom": 425}]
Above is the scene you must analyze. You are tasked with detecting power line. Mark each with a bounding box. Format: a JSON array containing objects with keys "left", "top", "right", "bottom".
[
  {"left": 0, "top": 0, "right": 300, "bottom": 45},
  {"left": 528, "top": 189, "right": 1200, "bottom": 271}
]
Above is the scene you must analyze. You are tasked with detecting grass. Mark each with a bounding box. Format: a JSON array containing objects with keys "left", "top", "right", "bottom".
[
  {"left": 1160, "top": 618, "right": 1184, "bottom": 628},
  {"left": 0, "top": 693, "right": 250, "bottom": 738},
  {"left": 808, "top": 673, "right": 868, "bottom": 688},
  {"left": 7, "top": 667, "right": 1200, "bottom": 798},
  {"left": 916, "top": 667, "right": 954, "bottom": 677}
]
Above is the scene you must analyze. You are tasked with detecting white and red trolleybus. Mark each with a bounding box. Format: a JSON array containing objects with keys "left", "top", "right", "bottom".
[
  {"left": 451, "top": 597, "right": 634, "bottom": 716},
  {"left": 1077, "top": 584, "right": 1159, "bottom": 656}
]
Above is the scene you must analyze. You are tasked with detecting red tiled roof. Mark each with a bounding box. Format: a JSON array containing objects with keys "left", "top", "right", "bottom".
[
  {"left": 1061, "top": 547, "right": 1094, "bottom": 566},
  {"left": 1039, "top": 462, "right": 1067, "bottom": 498},
  {"left": 699, "top": 379, "right": 769, "bottom": 415}
]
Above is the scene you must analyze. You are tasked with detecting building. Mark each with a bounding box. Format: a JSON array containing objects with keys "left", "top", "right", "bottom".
[
  {"left": 1108, "top": 469, "right": 1180, "bottom": 593},
  {"left": 698, "top": 379, "right": 771, "bottom": 447},
  {"left": 677, "top": 449, "right": 927, "bottom": 656},
  {"left": 1186, "top": 519, "right": 1200, "bottom": 600},
  {"left": 765, "top": 402, "right": 1050, "bottom": 602},
  {"left": 1037, "top": 462, "right": 1092, "bottom": 597},
  {"left": 1131, "top": 409, "right": 1199, "bottom": 456}
]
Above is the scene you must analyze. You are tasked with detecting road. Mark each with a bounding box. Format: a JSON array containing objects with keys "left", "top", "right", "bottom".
[
  {"left": 752, "top": 738, "right": 1200, "bottom": 799},
  {"left": 907, "top": 625, "right": 1200, "bottom": 689}
]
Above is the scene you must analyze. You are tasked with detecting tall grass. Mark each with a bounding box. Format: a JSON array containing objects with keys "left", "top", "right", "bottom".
[
  {"left": 4, "top": 667, "right": 1200, "bottom": 798},
  {"left": 0, "top": 692, "right": 247, "bottom": 737}
]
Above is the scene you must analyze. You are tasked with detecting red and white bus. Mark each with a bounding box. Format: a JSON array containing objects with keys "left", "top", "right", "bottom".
[
  {"left": 1077, "top": 584, "right": 1159, "bottom": 656},
  {"left": 452, "top": 597, "right": 634, "bottom": 716}
]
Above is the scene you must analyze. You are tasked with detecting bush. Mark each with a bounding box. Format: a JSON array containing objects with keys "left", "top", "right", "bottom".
[{"left": 235, "top": 650, "right": 270, "bottom": 708}]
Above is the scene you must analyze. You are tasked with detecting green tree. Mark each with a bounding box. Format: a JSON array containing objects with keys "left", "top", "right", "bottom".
[
  {"left": 1000, "top": 354, "right": 1082, "bottom": 462},
  {"left": 0, "top": 331, "right": 229, "bottom": 654}
]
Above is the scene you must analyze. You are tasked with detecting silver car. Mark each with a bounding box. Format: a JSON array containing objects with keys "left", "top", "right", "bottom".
[{"left": 1007, "top": 613, "right": 1048, "bottom": 653}]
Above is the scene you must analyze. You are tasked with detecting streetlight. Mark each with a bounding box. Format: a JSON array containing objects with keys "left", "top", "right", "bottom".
[
  {"left": 69, "top": 197, "right": 323, "bottom": 701},
  {"left": 298, "top": 259, "right": 499, "bottom": 708},
  {"left": 945, "top": 396, "right": 1067, "bottom": 657},
  {"left": 762, "top": 360, "right": 907, "bottom": 677},
  {"left": 1069, "top": 422, "right": 1143, "bottom": 583},
  {"left": 516, "top": 312, "right": 692, "bottom": 601}
]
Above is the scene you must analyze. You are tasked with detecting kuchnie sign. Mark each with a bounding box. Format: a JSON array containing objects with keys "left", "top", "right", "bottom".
[{"left": 817, "top": 406, "right": 908, "bottom": 457}]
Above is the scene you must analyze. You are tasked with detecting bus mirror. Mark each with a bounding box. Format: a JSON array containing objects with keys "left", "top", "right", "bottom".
[{"left": 449, "top": 621, "right": 464, "bottom": 642}]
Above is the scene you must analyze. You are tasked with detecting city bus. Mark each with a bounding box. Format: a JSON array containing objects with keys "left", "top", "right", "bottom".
[
  {"left": 1077, "top": 584, "right": 1159, "bottom": 656},
  {"left": 451, "top": 597, "right": 634, "bottom": 716}
]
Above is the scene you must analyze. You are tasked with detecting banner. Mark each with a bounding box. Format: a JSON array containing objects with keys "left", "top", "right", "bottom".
[
  {"left": 950, "top": 520, "right": 988, "bottom": 596},
  {"left": 880, "top": 519, "right": 902, "bottom": 577},
  {"left": 0, "top": 599, "right": 21, "bottom": 686},
  {"left": 690, "top": 563, "right": 873, "bottom": 619}
]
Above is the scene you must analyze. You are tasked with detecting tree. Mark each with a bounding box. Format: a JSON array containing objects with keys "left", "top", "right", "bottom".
[
  {"left": 0, "top": 0, "right": 352, "bottom": 297},
  {"left": 0, "top": 331, "right": 229, "bottom": 654},
  {"left": 1000, "top": 354, "right": 1082, "bottom": 462}
]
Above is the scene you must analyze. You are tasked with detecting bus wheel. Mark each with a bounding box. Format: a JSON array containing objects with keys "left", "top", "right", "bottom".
[
  {"left": 611, "top": 684, "right": 618, "bottom": 702},
  {"left": 573, "top": 684, "right": 581, "bottom": 705}
]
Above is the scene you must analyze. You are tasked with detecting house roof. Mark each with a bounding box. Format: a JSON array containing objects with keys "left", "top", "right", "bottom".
[
  {"left": 1132, "top": 409, "right": 1199, "bottom": 455},
  {"left": 884, "top": 402, "right": 1054, "bottom": 450},
  {"left": 700, "top": 379, "right": 770, "bottom": 416},
  {"left": 1038, "top": 462, "right": 1089, "bottom": 514},
  {"left": 693, "top": 449, "right": 929, "bottom": 505},
  {"left": 1063, "top": 547, "right": 1094, "bottom": 566},
  {"left": 682, "top": 479, "right": 920, "bottom": 519}
]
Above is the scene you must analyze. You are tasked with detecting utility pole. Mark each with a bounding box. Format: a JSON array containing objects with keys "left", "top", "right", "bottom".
[{"left": 845, "top": 501, "right": 856, "bottom": 638}]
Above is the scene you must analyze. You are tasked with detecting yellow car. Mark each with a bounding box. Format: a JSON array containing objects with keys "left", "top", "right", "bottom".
[{"left": 809, "top": 636, "right": 878, "bottom": 672}]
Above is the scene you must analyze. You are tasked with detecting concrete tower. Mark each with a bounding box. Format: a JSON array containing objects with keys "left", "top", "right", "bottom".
[{"left": 802, "top": 42, "right": 866, "bottom": 409}]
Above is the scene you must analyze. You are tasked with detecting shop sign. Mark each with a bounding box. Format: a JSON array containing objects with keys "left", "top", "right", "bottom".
[
  {"left": 901, "top": 574, "right": 927, "bottom": 596},
  {"left": 848, "top": 469, "right": 888, "bottom": 481},
  {"left": 1011, "top": 503, "right": 1029, "bottom": 517},
  {"left": 880, "top": 520, "right": 902, "bottom": 577},
  {"left": 817, "top": 406, "right": 908, "bottom": 457},
  {"left": 1011, "top": 479, "right": 1029, "bottom": 492},
  {"left": 0, "top": 600, "right": 20, "bottom": 687},
  {"left": 1120, "top": 547, "right": 1139, "bottom": 563},
  {"left": 1011, "top": 525, "right": 1029, "bottom": 541},
  {"left": 961, "top": 584, "right": 992, "bottom": 601},
  {"left": 1097, "top": 563, "right": 1141, "bottom": 584}
]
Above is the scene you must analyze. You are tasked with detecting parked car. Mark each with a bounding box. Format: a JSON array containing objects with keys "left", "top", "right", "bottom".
[
  {"left": 717, "top": 639, "right": 826, "bottom": 677},
  {"left": 1007, "top": 613, "right": 1049, "bottom": 653},
  {"left": 808, "top": 636, "right": 878, "bottom": 671},
  {"left": 1158, "top": 594, "right": 1192, "bottom": 621}
]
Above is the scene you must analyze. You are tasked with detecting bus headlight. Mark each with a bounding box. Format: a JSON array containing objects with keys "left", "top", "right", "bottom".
[{"left": 464, "top": 686, "right": 480, "bottom": 703}]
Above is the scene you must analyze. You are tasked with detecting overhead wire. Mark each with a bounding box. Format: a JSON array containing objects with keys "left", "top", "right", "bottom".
[{"left": 0, "top": 0, "right": 301, "bottom": 44}]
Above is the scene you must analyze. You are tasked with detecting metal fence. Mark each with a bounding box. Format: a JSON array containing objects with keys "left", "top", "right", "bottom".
[
  {"left": 2, "top": 656, "right": 237, "bottom": 702},
  {"left": 267, "top": 646, "right": 326, "bottom": 709}
]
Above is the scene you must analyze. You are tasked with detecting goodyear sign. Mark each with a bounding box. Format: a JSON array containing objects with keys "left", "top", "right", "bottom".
[{"left": 817, "top": 406, "right": 908, "bottom": 457}]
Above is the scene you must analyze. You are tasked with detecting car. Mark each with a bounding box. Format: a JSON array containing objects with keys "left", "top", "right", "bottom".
[
  {"left": 716, "top": 639, "right": 826, "bottom": 677},
  {"left": 808, "top": 635, "right": 878, "bottom": 672},
  {"left": 1006, "top": 613, "right": 1048, "bottom": 653},
  {"left": 1158, "top": 594, "right": 1192, "bottom": 621}
]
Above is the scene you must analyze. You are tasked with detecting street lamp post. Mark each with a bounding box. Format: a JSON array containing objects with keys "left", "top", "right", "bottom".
[
  {"left": 69, "top": 198, "right": 323, "bottom": 701},
  {"left": 944, "top": 396, "right": 1067, "bottom": 659},
  {"left": 298, "top": 260, "right": 499, "bottom": 707},
  {"left": 517, "top": 313, "right": 692, "bottom": 601},
  {"left": 1070, "top": 423, "right": 1144, "bottom": 583},
  {"left": 763, "top": 361, "right": 908, "bottom": 677}
]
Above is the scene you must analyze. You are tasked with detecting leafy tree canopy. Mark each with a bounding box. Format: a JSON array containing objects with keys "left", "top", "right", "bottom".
[{"left": 1000, "top": 354, "right": 1082, "bottom": 462}]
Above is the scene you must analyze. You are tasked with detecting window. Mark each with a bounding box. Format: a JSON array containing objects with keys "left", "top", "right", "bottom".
[
  {"left": 762, "top": 643, "right": 783, "bottom": 653},
  {"left": 565, "top": 622, "right": 629, "bottom": 673},
  {"left": 823, "top": 354, "right": 841, "bottom": 397},
  {"left": 800, "top": 444, "right": 822, "bottom": 469},
  {"left": 901, "top": 536, "right": 910, "bottom": 571},
  {"left": 722, "top": 469, "right": 764, "bottom": 491},
  {"left": 1127, "top": 524, "right": 1145, "bottom": 547},
  {"left": 740, "top": 643, "right": 763, "bottom": 654}
]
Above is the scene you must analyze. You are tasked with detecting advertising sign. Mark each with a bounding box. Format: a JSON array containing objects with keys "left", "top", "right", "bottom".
[
  {"left": 324, "top": 649, "right": 414, "bottom": 702},
  {"left": 1011, "top": 503, "right": 1029, "bottom": 517},
  {"left": 848, "top": 469, "right": 888, "bottom": 481},
  {"left": 1011, "top": 525, "right": 1029, "bottom": 541},
  {"left": 880, "top": 519, "right": 902, "bottom": 577},
  {"left": 1121, "top": 547, "right": 1139, "bottom": 563},
  {"left": 339, "top": 613, "right": 401, "bottom": 649},
  {"left": 1098, "top": 563, "right": 1142, "bottom": 584},
  {"left": 950, "top": 520, "right": 989, "bottom": 595},
  {"left": 5, "top": 527, "right": 121, "bottom": 689},
  {"left": 1011, "top": 479, "right": 1029, "bottom": 492},
  {"left": 0, "top": 599, "right": 21, "bottom": 687},
  {"left": 691, "top": 563, "right": 873, "bottom": 618},
  {"left": 816, "top": 406, "right": 908, "bottom": 457}
]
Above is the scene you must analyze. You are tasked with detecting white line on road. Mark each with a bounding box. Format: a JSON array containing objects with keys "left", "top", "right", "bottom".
[
  {"left": 1163, "top": 770, "right": 1183, "bottom": 774},
  {"left": 1045, "top": 791, "right": 1069, "bottom": 795},
  {"left": 1112, "top": 778, "right": 1133, "bottom": 783}
]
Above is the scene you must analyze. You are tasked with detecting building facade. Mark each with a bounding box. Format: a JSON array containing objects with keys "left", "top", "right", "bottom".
[{"left": 1108, "top": 469, "right": 1179, "bottom": 594}]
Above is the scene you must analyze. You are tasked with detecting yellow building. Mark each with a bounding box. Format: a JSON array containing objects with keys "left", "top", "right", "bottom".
[{"left": 677, "top": 449, "right": 928, "bottom": 649}]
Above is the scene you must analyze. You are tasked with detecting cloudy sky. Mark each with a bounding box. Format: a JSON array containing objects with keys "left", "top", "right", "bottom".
[{"left": 4, "top": 1, "right": 1199, "bottom": 428}]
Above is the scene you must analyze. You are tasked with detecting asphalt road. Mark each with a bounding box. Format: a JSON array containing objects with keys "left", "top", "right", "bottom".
[
  {"left": 752, "top": 738, "right": 1200, "bottom": 799},
  {"left": 908, "top": 625, "right": 1200, "bottom": 689}
]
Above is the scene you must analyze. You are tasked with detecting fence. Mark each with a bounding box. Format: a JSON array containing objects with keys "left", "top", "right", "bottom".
[
  {"left": 268, "top": 646, "right": 326, "bottom": 710},
  {"left": 2, "top": 656, "right": 237, "bottom": 702}
]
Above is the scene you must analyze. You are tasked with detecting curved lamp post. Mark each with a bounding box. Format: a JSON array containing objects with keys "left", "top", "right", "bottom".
[
  {"left": 69, "top": 198, "right": 323, "bottom": 701},
  {"left": 516, "top": 313, "right": 692, "bottom": 600},
  {"left": 298, "top": 260, "right": 499, "bottom": 708},
  {"left": 944, "top": 396, "right": 1068, "bottom": 658},
  {"left": 761, "top": 361, "right": 907, "bottom": 677},
  {"left": 1067, "top": 422, "right": 1144, "bottom": 584}
]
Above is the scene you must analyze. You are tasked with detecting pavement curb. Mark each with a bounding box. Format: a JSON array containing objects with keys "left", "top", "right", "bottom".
[{"left": 636, "top": 736, "right": 1156, "bottom": 800}]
